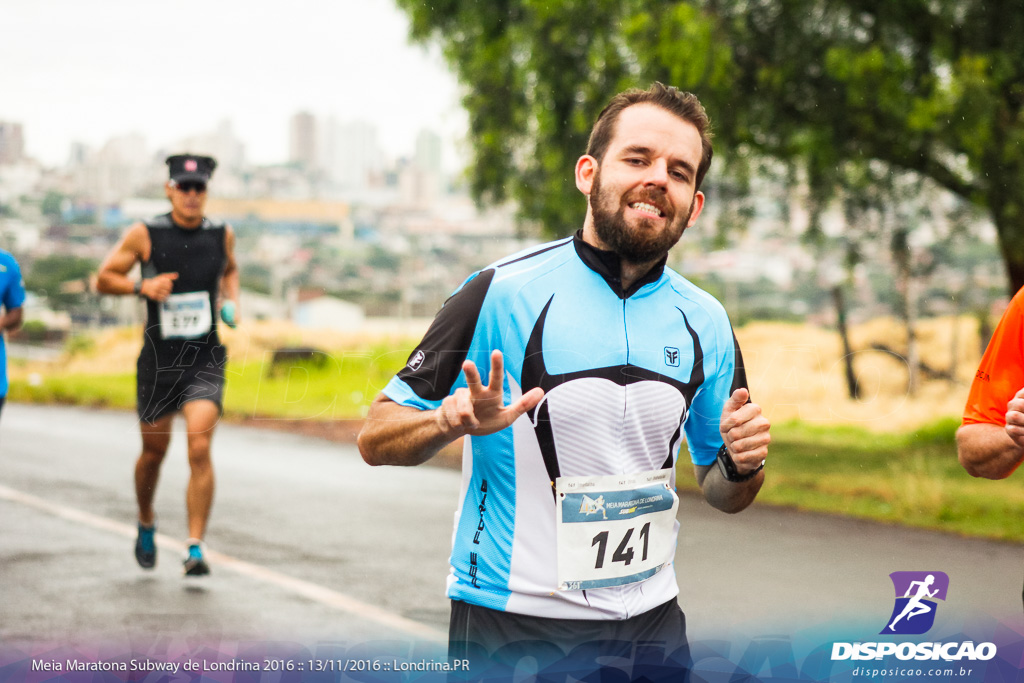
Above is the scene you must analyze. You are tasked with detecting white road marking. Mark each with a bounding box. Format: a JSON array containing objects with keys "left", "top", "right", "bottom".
[{"left": 0, "top": 483, "right": 446, "bottom": 642}]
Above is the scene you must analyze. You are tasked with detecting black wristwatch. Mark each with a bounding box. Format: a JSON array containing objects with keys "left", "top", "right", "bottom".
[
  {"left": 715, "top": 444, "right": 764, "bottom": 483},
  {"left": 133, "top": 280, "right": 144, "bottom": 297}
]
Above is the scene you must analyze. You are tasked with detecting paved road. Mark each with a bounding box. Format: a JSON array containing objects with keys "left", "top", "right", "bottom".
[{"left": 1, "top": 402, "right": 1021, "bottom": 654}]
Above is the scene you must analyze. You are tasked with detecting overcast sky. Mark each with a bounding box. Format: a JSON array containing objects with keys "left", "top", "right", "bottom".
[{"left": 2, "top": 0, "right": 466, "bottom": 168}]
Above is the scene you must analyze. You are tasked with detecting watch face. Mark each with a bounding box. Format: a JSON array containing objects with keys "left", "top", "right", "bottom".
[
  {"left": 716, "top": 459, "right": 729, "bottom": 478},
  {"left": 716, "top": 449, "right": 734, "bottom": 479}
]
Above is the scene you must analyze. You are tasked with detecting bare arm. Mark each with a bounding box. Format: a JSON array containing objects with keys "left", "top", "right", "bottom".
[
  {"left": 695, "top": 388, "right": 771, "bottom": 513},
  {"left": 96, "top": 222, "right": 146, "bottom": 295},
  {"left": 694, "top": 462, "right": 764, "bottom": 513},
  {"left": 957, "top": 422, "right": 1024, "bottom": 480},
  {"left": 95, "top": 223, "right": 178, "bottom": 300},
  {"left": 0, "top": 306, "right": 23, "bottom": 333},
  {"left": 358, "top": 394, "right": 468, "bottom": 466},
  {"left": 220, "top": 225, "right": 240, "bottom": 304},
  {"left": 358, "top": 350, "right": 544, "bottom": 467}
]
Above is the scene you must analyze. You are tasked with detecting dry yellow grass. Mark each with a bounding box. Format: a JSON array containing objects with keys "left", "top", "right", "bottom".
[{"left": 731, "top": 316, "right": 976, "bottom": 432}]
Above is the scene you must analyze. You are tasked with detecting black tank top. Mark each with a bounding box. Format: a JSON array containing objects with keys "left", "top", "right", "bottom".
[{"left": 140, "top": 213, "right": 227, "bottom": 362}]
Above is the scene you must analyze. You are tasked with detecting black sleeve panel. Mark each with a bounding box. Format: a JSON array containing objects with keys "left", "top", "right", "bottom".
[
  {"left": 731, "top": 331, "right": 750, "bottom": 396},
  {"left": 396, "top": 268, "right": 496, "bottom": 402}
]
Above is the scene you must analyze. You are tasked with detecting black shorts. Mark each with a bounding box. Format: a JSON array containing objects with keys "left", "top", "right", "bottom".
[
  {"left": 137, "top": 342, "right": 226, "bottom": 424},
  {"left": 448, "top": 598, "right": 690, "bottom": 680}
]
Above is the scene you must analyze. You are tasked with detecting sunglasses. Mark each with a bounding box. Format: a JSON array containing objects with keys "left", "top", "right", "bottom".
[{"left": 176, "top": 181, "right": 207, "bottom": 193}]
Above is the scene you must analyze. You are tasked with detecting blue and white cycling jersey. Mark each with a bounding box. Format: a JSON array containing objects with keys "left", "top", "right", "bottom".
[{"left": 383, "top": 231, "right": 746, "bottom": 620}]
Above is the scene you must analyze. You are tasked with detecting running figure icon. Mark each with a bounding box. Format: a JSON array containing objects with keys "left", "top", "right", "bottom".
[
  {"left": 888, "top": 574, "right": 939, "bottom": 631},
  {"left": 579, "top": 494, "right": 608, "bottom": 520}
]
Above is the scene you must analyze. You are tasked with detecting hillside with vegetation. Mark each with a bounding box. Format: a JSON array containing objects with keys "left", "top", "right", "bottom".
[{"left": 7, "top": 316, "right": 1022, "bottom": 543}]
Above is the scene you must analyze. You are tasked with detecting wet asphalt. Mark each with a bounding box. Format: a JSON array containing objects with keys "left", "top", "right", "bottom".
[{"left": 1, "top": 402, "right": 1021, "bottom": 654}]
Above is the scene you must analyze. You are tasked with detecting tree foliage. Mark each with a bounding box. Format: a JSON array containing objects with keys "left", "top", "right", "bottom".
[
  {"left": 41, "top": 191, "right": 64, "bottom": 218},
  {"left": 25, "top": 255, "right": 97, "bottom": 309},
  {"left": 397, "top": 0, "right": 1024, "bottom": 294}
]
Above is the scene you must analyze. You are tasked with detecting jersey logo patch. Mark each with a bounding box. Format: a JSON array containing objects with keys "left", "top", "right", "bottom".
[
  {"left": 664, "top": 347, "right": 680, "bottom": 367},
  {"left": 407, "top": 350, "right": 425, "bottom": 371}
]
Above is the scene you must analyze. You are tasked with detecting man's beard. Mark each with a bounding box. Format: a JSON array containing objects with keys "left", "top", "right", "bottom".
[{"left": 589, "top": 170, "right": 693, "bottom": 264}]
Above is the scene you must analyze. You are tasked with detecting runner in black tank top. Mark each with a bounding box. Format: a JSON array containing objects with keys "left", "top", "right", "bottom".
[
  {"left": 137, "top": 213, "right": 228, "bottom": 424},
  {"left": 97, "top": 154, "right": 239, "bottom": 577}
]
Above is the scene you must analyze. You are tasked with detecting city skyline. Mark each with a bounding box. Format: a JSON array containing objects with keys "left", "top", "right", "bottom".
[{"left": 2, "top": 0, "right": 467, "bottom": 170}]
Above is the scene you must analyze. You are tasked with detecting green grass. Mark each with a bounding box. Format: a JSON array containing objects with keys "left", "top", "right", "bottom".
[
  {"left": 9, "top": 351, "right": 1024, "bottom": 544},
  {"left": 10, "top": 372, "right": 137, "bottom": 409},
  {"left": 677, "top": 418, "right": 1024, "bottom": 543},
  {"left": 222, "top": 345, "right": 410, "bottom": 419},
  {"left": 8, "top": 343, "right": 411, "bottom": 420}
]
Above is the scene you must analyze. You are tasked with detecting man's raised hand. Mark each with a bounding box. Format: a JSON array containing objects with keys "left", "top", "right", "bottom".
[{"left": 436, "top": 350, "right": 544, "bottom": 438}]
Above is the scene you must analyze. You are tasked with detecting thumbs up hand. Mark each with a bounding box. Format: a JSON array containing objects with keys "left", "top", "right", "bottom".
[{"left": 719, "top": 387, "right": 771, "bottom": 476}]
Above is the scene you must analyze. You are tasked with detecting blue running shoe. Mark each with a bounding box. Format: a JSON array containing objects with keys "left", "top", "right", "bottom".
[
  {"left": 135, "top": 522, "right": 156, "bottom": 569},
  {"left": 183, "top": 541, "right": 210, "bottom": 576}
]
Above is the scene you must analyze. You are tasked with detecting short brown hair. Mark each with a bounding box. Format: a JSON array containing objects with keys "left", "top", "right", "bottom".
[{"left": 586, "top": 82, "right": 714, "bottom": 190}]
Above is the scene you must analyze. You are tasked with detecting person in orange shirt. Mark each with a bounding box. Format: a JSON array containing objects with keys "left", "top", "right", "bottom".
[
  {"left": 957, "top": 286, "right": 1024, "bottom": 610},
  {"left": 958, "top": 287, "right": 1024, "bottom": 479}
]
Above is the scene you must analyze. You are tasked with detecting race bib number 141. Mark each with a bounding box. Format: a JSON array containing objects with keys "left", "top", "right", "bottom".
[{"left": 555, "top": 469, "right": 678, "bottom": 591}]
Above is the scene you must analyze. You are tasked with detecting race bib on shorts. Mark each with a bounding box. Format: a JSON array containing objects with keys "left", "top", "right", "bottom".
[
  {"left": 556, "top": 469, "right": 678, "bottom": 591},
  {"left": 159, "top": 291, "right": 212, "bottom": 340}
]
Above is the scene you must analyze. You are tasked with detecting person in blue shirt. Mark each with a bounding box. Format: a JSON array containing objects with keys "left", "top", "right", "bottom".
[
  {"left": 358, "top": 83, "right": 771, "bottom": 675},
  {"left": 0, "top": 249, "right": 26, "bottom": 418}
]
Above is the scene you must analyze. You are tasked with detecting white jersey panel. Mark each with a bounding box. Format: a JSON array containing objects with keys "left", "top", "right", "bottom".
[
  {"left": 504, "top": 378, "right": 563, "bottom": 604},
  {"left": 545, "top": 379, "right": 687, "bottom": 477},
  {"left": 446, "top": 431, "right": 477, "bottom": 597}
]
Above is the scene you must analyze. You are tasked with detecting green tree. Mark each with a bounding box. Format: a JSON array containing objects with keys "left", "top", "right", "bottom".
[
  {"left": 25, "top": 255, "right": 98, "bottom": 310},
  {"left": 240, "top": 262, "right": 273, "bottom": 295},
  {"left": 41, "top": 191, "right": 65, "bottom": 218},
  {"left": 398, "top": 0, "right": 637, "bottom": 234},
  {"left": 397, "top": 0, "right": 1024, "bottom": 294}
]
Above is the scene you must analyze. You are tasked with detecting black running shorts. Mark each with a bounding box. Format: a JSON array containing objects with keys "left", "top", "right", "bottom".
[
  {"left": 448, "top": 598, "right": 690, "bottom": 680},
  {"left": 136, "top": 342, "right": 226, "bottom": 424}
]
